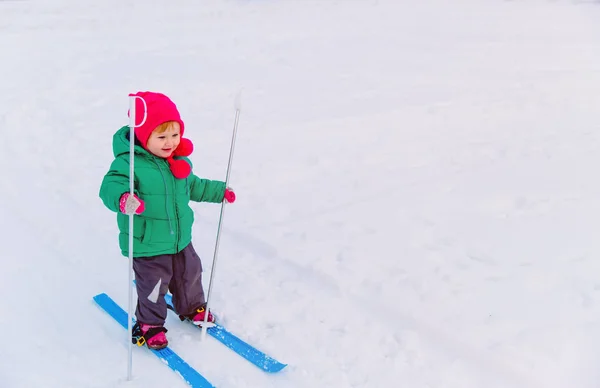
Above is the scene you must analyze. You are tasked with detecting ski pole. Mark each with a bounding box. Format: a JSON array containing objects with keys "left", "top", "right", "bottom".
[
  {"left": 127, "top": 94, "right": 147, "bottom": 381},
  {"left": 201, "top": 91, "right": 242, "bottom": 339}
]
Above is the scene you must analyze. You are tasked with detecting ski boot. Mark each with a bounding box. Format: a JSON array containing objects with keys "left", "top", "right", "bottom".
[
  {"left": 132, "top": 322, "right": 168, "bottom": 350},
  {"left": 179, "top": 304, "right": 215, "bottom": 327}
]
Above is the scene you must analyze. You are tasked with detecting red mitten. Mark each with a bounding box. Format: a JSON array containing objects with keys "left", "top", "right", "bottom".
[
  {"left": 224, "top": 188, "right": 236, "bottom": 204},
  {"left": 119, "top": 193, "right": 145, "bottom": 215}
]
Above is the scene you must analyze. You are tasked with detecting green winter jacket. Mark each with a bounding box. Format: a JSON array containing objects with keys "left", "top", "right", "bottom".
[{"left": 99, "top": 126, "right": 226, "bottom": 257}]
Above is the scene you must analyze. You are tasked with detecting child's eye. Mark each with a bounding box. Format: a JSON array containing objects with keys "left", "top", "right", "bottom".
[
  {"left": 158, "top": 136, "right": 166, "bottom": 139},
  {"left": 172, "top": 134, "right": 179, "bottom": 137}
]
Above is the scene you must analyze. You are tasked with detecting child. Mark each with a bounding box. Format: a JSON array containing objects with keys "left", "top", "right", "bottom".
[{"left": 99, "top": 91, "right": 236, "bottom": 350}]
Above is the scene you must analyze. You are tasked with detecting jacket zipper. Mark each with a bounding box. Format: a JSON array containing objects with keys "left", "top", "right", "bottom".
[
  {"left": 152, "top": 158, "right": 174, "bottom": 236},
  {"left": 171, "top": 166, "right": 180, "bottom": 253}
]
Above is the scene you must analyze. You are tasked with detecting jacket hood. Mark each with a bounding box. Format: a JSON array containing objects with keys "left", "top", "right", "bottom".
[{"left": 112, "top": 125, "right": 151, "bottom": 158}]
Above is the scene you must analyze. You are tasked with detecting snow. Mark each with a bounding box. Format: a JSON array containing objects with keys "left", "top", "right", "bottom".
[{"left": 2, "top": 0, "right": 600, "bottom": 387}]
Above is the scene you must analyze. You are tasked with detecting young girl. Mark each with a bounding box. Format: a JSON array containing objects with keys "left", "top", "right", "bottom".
[{"left": 99, "top": 91, "right": 235, "bottom": 350}]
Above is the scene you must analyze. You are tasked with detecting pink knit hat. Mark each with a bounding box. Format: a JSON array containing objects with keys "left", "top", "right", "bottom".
[{"left": 128, "top": 91, "right": 194, "bottom": 179}]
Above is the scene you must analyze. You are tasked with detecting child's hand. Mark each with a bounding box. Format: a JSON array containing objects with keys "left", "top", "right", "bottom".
[
  {"left": 119, "top": 193, "right": 145, "bottom": 215},
  {"left": 224, "top": 188, "right": 236, "bottom": 204}
]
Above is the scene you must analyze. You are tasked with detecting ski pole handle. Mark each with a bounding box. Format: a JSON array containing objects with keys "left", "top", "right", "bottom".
[{"left": 129, "top": 95, "right": 148, "bottom": 127}]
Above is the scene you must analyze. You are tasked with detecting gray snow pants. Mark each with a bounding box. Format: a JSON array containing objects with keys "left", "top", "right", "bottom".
[{"left": 133, "top": 243, "right": 206, "bottom": 325}]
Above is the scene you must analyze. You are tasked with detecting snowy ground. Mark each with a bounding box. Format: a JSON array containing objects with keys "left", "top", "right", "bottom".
[{"left": 2, "top": 0, "right": 600, "bottom": 387}]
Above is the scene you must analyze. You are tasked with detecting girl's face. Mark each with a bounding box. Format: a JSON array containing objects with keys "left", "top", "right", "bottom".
[{"left": 146, "top": 122, "right": 181, "bottom": 158}]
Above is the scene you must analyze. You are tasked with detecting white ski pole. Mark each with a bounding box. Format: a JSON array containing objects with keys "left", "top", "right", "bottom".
[
  {"left": 201, "top": 91, "right": 242, "bottom": 340},
  {"left": 127, "top": 95, "right": 147, "bottom": 381}
]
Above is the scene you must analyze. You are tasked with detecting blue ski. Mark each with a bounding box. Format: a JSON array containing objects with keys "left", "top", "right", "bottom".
[
  {"left": 93, "top": 293, "right": 215, "bottom": 388},
  {"left": 165, "top": 293, "right": 287, "bottom": 373}
]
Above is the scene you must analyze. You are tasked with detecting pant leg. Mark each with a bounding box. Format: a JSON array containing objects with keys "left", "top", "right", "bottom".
[
  {"left": 133, "top": 254, "right": 174, "bottom": 325},
  {"left": 169, "top": 243, "right": 206, "bottom": 316}
]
